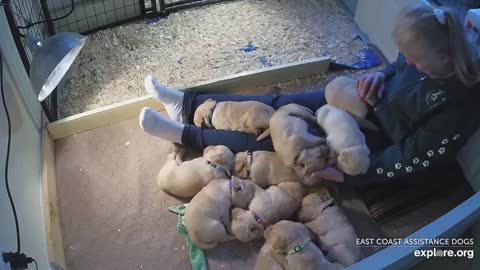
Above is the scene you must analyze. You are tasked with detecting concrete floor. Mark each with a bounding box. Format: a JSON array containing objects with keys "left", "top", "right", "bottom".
[{"left": 54, "top": 90, "right": 387, "bottom": 270}]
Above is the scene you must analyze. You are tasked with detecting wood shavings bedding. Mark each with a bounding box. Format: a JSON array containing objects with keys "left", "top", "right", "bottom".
[{"left": 59, "top": 0, "right": 370, "bottom": 118}]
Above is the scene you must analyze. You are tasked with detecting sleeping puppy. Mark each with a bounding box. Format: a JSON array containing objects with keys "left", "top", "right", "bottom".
[
  {"left": 269, "top": 104, "right": 339, "bottom": 183},
  {"left": 158, "top": 144, "right": 234, "bottom": 198},
  {"left": 230, "top": 182, "right": 305, "bottom": 242},
  {"left": 316, "top": 105, "right": 370, "bottom": 175},
  {"left": 193, "top": 98, "right": 275, "bottom": 140},
  {"left": 233, "top": 150, "right": 301, "bottom": 188},
  {"left": 255, "top": 243, "right": 285, "bottom": 270},
  {"left": 264, "top": 221, "right": 344, "bottom": 270},
  {"left": 325, "top": 76, "right": 378, "bottom": 131},
  {"left": 184, "top": 176, "right": 255, "bottom": 249},
  {"left": 298, "top": 193, "right": 362, "bottom": 267},
  {"left": 233, "top": 147, "right": 335, "bottom": 187}
]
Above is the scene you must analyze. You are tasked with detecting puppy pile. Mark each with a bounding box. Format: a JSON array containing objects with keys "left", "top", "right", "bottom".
[{"left": 158, "top": 77, "right": 371, "bottom": 269}]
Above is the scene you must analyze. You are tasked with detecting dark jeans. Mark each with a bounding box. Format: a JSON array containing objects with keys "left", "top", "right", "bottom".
[{"left": 180, "top": 88, "right": 391, "bottom": 153}]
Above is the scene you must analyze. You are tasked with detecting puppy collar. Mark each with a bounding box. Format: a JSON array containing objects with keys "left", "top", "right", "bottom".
[
  {"left": 207, "top": 160, "right": 231, "bottom": 177},
  {"left": 322, "top": 200, "right": 335, "bottom": 213},
  {"left": 251, "top": 211, "right": 265, "bottom": 230},
  {"left": 207, "top": 103, "right": 217, "bottom": 126},
  {"left": 285, "top": 241, "right": 311, "bottom": 256}
]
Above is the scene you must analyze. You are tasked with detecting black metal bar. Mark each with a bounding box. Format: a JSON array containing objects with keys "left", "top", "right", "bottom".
[
  {"left": 164, "top": 0, "right": 203, "bottom": 8},
  {"left": 139, "top": 0, "right": 146, "bottom": 14},
  {"left": 165, "top": 0, "right": 233, "bottom": 12},
  {"left": 158, "top": 0, "right": 166, "bottom": 14},
  {"left": 150, "top": 0, "right": 158, "bottom": 17},
  {"left": 40, "top": 98, "right": 57, "bottom": 122},
  {"left": 79, "top": 15, "right": 144, "bottom": 35},
  {"left": 39, "top": 0, "right": 55, "bottom": 35},
  {"left": 3, "top": 3, "right": 30, "bottom": 72}
]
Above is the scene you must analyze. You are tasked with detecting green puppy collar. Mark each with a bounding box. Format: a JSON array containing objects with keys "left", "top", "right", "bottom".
[{"left": 285, "top": 241, "right": 311, "bottom": 255}]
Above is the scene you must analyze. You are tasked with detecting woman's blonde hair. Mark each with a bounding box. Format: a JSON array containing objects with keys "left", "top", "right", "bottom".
[{"left": 393, "top": 3, "right": 480, "bottom": 86}]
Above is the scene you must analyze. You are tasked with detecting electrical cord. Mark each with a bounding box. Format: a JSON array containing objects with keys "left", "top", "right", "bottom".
[
  {"left": 33, "top": 258, "right": 38, "bottom": 270},
  {"left": 1, "top": 42, "right": 20, "bottom": 255},
  {"left": 1, "top": 42, "right": 37, "bottom": 270}
]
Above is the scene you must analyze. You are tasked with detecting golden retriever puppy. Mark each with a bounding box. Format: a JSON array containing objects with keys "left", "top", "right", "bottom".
[
  {"left": 193, "top": 98, "right": 275, "bottom": 140},
  {"left": 298, "top": 193, "right": 362, "bottom": 267},
  {"left": 269, "top": 104, "right": 338, "bottom": 183},
  {"left": 316, "top": 105, "right": 370, "bottom": 175},
  {"left": 233, "top": 151, "right": 301, "bottom": 188},
  {"left": 325, "top": 77, "right": 378, "bottom": 131},
  {"left": 231, "top": 182, "right": 305, "bottom": 242},
  {"left": 264, "top": 221, "right": 344, "bottom": 270},
  {"left": 184, "top": 176, "right": 255, "bottom": 249},
  {"left": 325, "top": 76, "right": 369, "bottom": 119},
  {"left": 158, "top": 144, "right": 234, "bottom": 198},
  {"left": 255, "top": 243, "right": 285, "bottom": 270}
]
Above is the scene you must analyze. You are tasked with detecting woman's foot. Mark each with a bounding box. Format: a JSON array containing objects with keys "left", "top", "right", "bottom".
[
  {"left": 139, "top": 107, "right": 184, "bottom": 143},
  {"left": 144, "top": 74, "right": 184, "bottom": 123}
]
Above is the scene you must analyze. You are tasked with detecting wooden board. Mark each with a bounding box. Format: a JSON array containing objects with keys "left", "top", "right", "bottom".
[
  {"left": 42, "top": 127, "right": 67, "bottom": 269},
  {"left": 47, "top": 57, "right": 330, "bottom": 140}
]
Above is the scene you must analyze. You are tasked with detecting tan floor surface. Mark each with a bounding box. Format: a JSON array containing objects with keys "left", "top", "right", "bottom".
[{"left": 55, "top": 111, "right": 385, "bottom": 270}]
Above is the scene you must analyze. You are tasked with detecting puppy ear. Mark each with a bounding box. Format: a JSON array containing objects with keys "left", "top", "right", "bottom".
[{"left": 203, "top": 145, "right": 214, "bottom": 154}]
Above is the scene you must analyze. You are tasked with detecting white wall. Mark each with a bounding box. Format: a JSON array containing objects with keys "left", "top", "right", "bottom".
[
  {"left": 0, "top": 8, "right": 49, "bottom": 270},
  {"left": 354, "top": 0, "right": 428, "bottom": 62}
]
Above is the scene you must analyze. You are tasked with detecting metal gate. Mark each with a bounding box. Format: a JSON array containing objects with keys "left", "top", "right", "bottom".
[
  {"left": 3, "top": 0, "right": 233, "bottom": 121},
  {"left": 2, "top": 0, "right": 59, "bottom": 122},
  {"left": 2, "top": 0, "right": 155, "bottom": 121}
]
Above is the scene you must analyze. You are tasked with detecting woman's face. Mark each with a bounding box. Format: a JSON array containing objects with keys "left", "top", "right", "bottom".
[{"left": 401, "top": 45, "right": 453, "bottom": 79}]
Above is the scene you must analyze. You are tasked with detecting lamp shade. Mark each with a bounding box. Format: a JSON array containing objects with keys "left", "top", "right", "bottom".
[{"left": 26, "top": 32, "right": 87, "bottom": 102}]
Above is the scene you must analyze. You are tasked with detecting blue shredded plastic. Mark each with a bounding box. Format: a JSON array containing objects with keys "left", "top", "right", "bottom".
[
  {"left": 260, "top": 56, "right": 272, "bottom": 67},
  {"left": 351, "top": 48, "right": 381, "bottom": 69},
  {"left": 146, "top": 17, "right": 163, "bottom": 25},
  {"left": 239, "top": 42, "right": 257, "bottom": 52},
  {"left": 329, "top": 47, "right": 381, "bottom": 71}
]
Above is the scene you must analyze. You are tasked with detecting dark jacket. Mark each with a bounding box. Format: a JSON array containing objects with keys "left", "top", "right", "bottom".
[{"left": 347, "top": 54, "right": 480, "bottom": 184}]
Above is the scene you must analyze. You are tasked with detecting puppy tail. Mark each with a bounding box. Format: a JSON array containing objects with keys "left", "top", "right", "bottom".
[
  {"left": 349, "top": 113, "right": 379, "bottom": 132},
  {"left": 256, "top": 128, "right": 271, "bottom": 141}
]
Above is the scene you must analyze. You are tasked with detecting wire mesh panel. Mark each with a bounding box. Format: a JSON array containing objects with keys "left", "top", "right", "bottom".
[
  {"left": 47, "top": 0, "right": 153, "bottom": 34},
  {"left": 3, "top": 0, "right": 58, "bottom": 121}
]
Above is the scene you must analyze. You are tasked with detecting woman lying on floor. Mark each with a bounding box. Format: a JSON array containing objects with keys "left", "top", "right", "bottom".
[{"left": 139, "top": 3, "right": 480, "bottom": 185}]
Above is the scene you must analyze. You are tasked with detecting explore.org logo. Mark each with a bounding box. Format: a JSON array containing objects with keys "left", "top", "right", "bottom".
[{"left": 356, "top": 237, "right": 475, "bottom": 259}]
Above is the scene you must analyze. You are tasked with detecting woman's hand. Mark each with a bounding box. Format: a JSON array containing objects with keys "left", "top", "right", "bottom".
[{"left": 357, "top": 72, "right": 386, "bottom": 106}]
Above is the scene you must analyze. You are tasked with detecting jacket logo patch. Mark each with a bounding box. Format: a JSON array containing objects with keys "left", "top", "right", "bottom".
[{"left": 426, "top": 89, "right": 447, "bottom": 106}]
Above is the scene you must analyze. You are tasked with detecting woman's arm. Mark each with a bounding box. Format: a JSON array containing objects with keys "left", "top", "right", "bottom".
[
  {"left": 345, "top": 106, "right": 476, "bottom": 185},
  {"left": 379, "top": 53, "right": 405, "bottom": 80}
]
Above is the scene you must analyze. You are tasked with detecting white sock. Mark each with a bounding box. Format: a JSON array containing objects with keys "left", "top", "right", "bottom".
[
  {"left": 144, "top": 74, "right": 184, "bottom": 123},
  {"left": 139, "top": 107, "right": 184, "bottom": 144}
]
